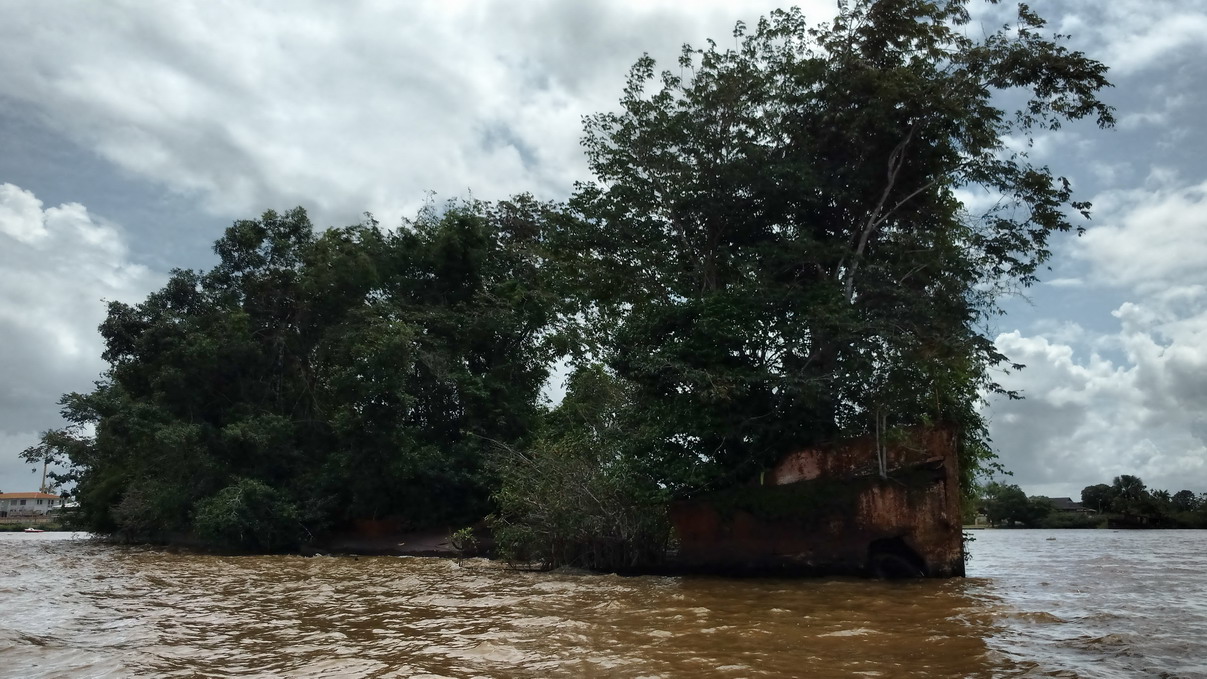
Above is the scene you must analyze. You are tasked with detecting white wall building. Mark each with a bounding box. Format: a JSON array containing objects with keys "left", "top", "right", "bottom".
[{"left": 0, "top": 492, "right": 64, "bottom": 517}]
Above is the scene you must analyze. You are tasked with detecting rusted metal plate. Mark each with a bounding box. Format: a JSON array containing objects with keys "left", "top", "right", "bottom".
[{"left": 669, "top": 427, "right": 964, "bottom": 577}]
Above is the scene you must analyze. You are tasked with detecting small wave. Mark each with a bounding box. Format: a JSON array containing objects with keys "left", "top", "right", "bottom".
[
  {"left": 457, "top": 640, "right": 531, "bottom": 664},
  {"left": 1074, "top": 611, "right": 1122, "bottom": 623},
  {"left": 1008, "top": 611, "right": 1065, "bottom": 624},
  {"left": 1073, "top": 633, "right": 1132, "bottom": 647},
  {"left": 17, "top": 632, "right": 56, "bottom": 647},
  {"left": 818, "top": 627, "right": 878, "bottom": 637},
  {"left": 1063, "top": 632, "right": 1145, "bottom": 659}
]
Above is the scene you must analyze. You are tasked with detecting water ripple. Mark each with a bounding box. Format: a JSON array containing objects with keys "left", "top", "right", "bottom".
[{"left": 1, "top": 531, "right": 1205, "bottom": 677}]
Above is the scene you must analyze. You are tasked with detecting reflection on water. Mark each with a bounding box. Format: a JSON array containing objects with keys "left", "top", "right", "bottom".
[{"left": 1, "top": 530, "right": 1205, "bottom": 678}]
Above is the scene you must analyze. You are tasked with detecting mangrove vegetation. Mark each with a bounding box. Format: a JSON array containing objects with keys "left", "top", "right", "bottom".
[{"left": 23, "top": 0, "right": 1114, "bottom": 567}]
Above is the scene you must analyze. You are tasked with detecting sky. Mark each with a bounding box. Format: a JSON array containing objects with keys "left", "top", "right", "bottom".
[{"left": 0, "top": 0, "right": 1205, "bottom": 501}]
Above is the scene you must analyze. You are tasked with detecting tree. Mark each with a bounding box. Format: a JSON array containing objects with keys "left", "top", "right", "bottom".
[
  {"left": 1081, "top": 483, "right": 1112, "bottom": 513},
  {"left": 1151, "top": 489, "right": 1172, "bottom": 510},
  {"left": 30, "top": 199, "right": 567, "bottom": 546},
  {"left": 24, "top": 1, "right": 1119, "bottom": 556},
  {"left": 570, "top": 0, "right": 1112, "bottom": 494},
  {"left": 982, "top": 482, "right": 1048, "bottom": 527},
  {"left": 1172, "top": 490, "right": 1200, "bottom": 513},
  {"left": 1110, "top": 474, "right": 1149, "bottom": 516},
  {"left": 1026, "top": 495, "right": 1056, "bottom": 526},
  {"left": 490, "top": 364, "right": 671, "bottom": 570}
]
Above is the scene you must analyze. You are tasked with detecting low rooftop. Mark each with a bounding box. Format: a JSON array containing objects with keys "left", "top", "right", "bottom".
[{"left": 1049, "top": 497, "right": 1093, "bottom": 512}]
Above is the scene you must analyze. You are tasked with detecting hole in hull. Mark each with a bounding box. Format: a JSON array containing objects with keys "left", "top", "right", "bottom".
[{"left": 867, "top": 537, "right": 928, "bottom": 578}]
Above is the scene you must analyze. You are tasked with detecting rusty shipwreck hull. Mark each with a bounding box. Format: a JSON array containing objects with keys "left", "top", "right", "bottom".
[{"left": 668, "top": 428, "right": 965, "bottom": 577}]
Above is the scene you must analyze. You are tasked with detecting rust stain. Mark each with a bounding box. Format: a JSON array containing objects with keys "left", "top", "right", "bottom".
[{"left": 669, "top": 427, "right": 964, "bottom": 577}]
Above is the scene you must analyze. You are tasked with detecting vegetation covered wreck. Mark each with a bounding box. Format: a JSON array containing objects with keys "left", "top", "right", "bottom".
[{"left": 23, "top": 1, "right": 1111, "bottom": 574}]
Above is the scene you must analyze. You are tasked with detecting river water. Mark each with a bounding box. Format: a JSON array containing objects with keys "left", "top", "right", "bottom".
[{"left": 1, "top": 530, "right": 1204, "bottom": 678}]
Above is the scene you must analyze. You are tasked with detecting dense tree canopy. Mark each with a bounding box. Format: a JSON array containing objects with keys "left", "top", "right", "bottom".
[
  {"left": 568, "top": 0, "right": 1112, "bottom": 493},
  {"left": 981, "top": 482, "right": 1049, "bottom": 527},
  {"left": 1080, "top": 483, "right": 1112, "bottom": 513},
  {"left": 27, "top": 199, "right": 570, "bottom": 547},
  {"left": 27, "top": 0, "right": 1116, "bottom": 558}
]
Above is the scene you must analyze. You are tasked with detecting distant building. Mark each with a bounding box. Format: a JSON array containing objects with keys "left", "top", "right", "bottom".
[
  {"left": 1048, "top": 497, "right": 1095, "bottom": 513},
  {"left": 0, "top": 492, "right": 65, "bottom": 518}
]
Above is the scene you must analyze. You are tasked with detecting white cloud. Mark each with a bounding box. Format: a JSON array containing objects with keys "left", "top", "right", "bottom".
[
  {"left": 991, "top": 322, "right": 1207, "bottom": 498},
  {"left": 0, "top": 0, "right": 820, "bottom": 228},
  {"left": 1095, "top": 11, "right": 1207, "bottom": 76},
  {"left": 1078, "top": 179, "right": 1207, "bottom": 291},
  {"left": 1001, "top": 132, "right": 1063, "bottom": 160},
  {"left": 990, "top": 177, "right": 1207, "bottom": 498},
  {"left": 0, "top": 183, "right": 162, "bottom": 492},
  {"left": 0, "top": 183, "right": 50, "bottom": 243},
  {"left": 1040, "top": 0, "right": 1207, "bottom": 76},
  {"left": 1045, "top": 278, "right": 1084, "bottom": 288}
]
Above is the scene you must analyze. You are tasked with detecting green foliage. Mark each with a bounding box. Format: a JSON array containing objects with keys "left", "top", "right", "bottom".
[
  {"left": 0, "top": 522, "right": 67, "bottom": 532},
  {"left": 26, "top": 2, "right": 1119, "bottom": 558},
  {"left": 450, "top": 526, "right": 479, "bottom": 554},
  {"left": 1003, "top": 476, "right": 1207, "bottom": 529},
  {"left": 193, "top": 478, "right": 301, "bottom": 551},
  {"left": 30, "top": 198, "right": 567, "bottom": 546},
  {"left": 490, "top": 365, "right": 671, "bottom": 571},
  {"left": 1171, "top": 490, "right": 1201, "bottom": 513},
  {"left": 1109, "top": 474, "right": 1149, "bottom": 516},
  {"left": 1080, "top": 483, "right": 1113, "bottom": 513},
  {"left": 1088, "top": 476, "right": 1207, "bottom": 527},
  {"left": 981, "top": 482, "right": 1051, "bottom": 527},
  {"left": 569, "top": 0, "right": 1113, "bottom": 493}
]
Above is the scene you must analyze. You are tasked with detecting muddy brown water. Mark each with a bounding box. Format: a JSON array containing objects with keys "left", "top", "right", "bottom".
[{"left": 1, "top": 530, "right": 1204, "bottom": 678}]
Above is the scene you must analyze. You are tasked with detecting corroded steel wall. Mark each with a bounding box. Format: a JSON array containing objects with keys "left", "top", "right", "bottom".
[{"left": 669, "top": 428, "right": 964, "bottom": 577}]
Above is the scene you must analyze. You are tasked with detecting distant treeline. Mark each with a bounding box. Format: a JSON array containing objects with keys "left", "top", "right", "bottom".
[{"left": 979, "top": 475, "right": 1207, "bottom": 529}]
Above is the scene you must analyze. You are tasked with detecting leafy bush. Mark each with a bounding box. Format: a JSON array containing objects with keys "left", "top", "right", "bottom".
[
  {"left": 490, "top": 366, "right": 670, "bottom": 571},
  {"left": 450, "top": 526, "right": 480, "bottom": 555},
  {"left": 111, "top": 480, "right": 197, "bottom": 540},
  {"left": 193, "top": 478, "right": 302, "bottom": 551},
  {"left": 491, "top": 436, "right": 670, "bottom": 571}
]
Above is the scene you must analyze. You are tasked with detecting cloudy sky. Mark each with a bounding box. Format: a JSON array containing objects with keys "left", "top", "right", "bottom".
[{"left": 1, "top": 0, "right": 1204, "bottom": 500}]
